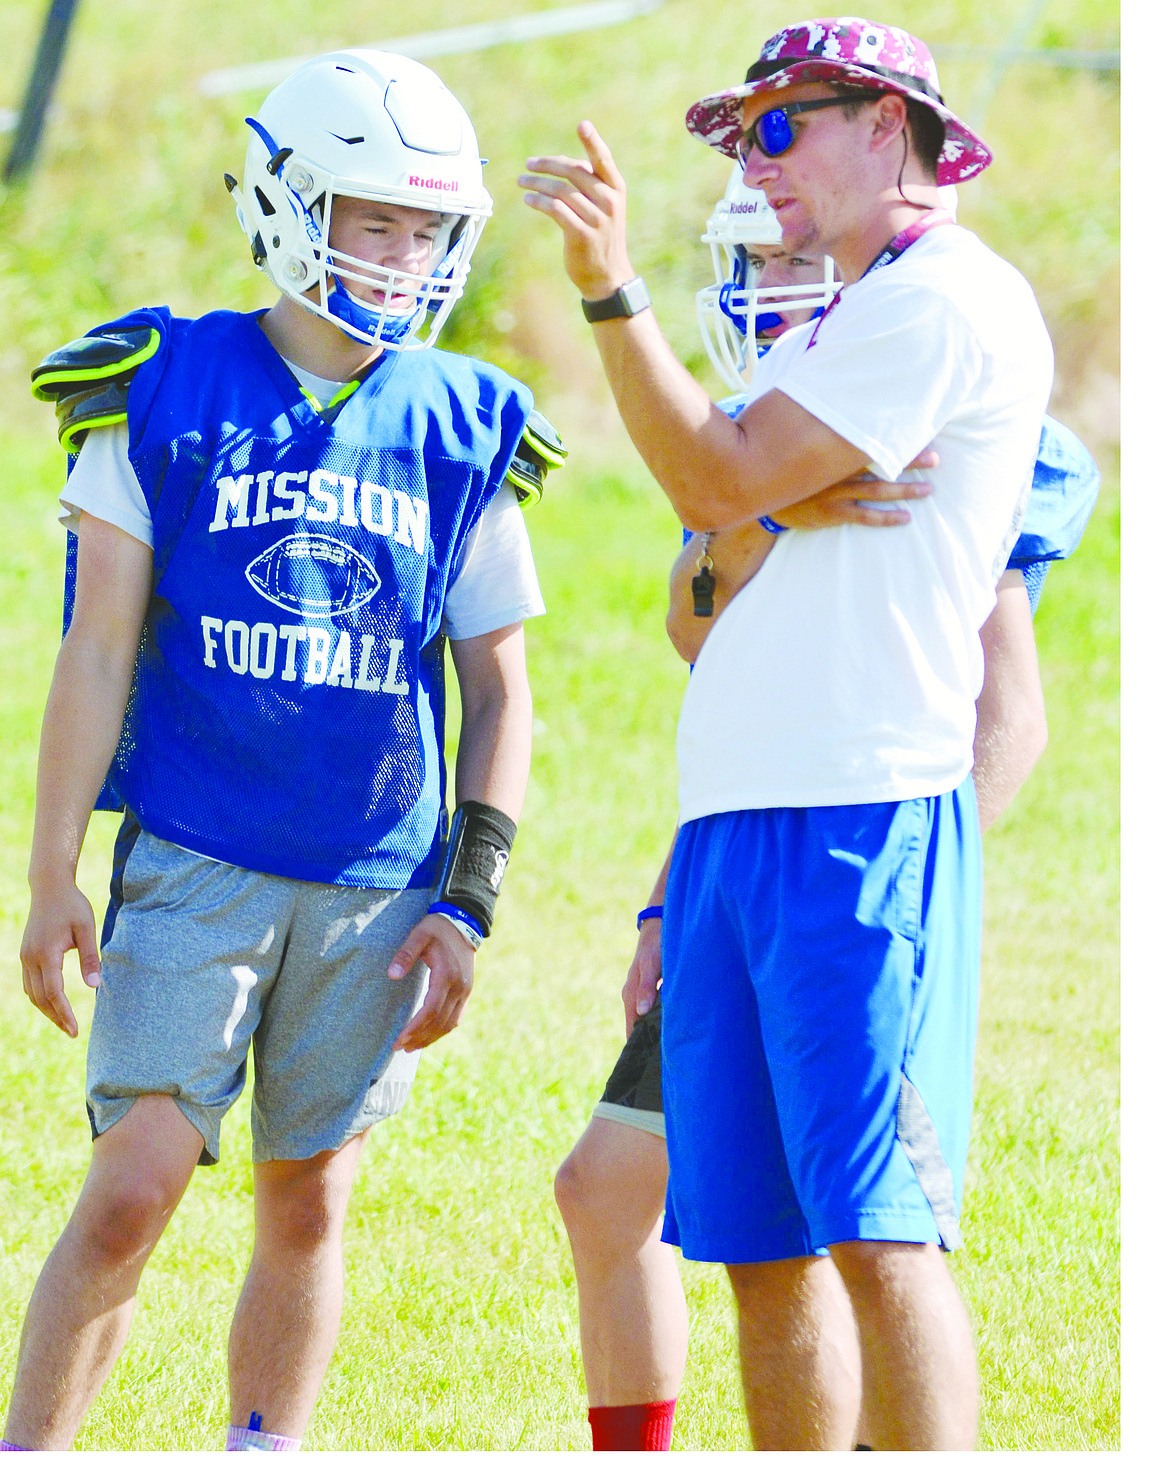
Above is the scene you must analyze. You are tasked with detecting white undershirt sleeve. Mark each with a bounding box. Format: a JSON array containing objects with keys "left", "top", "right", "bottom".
[
  {"left": 442, "top": 487, "right": 545, "bottom": 640},
  {"left": 59, "top": 423, "right": 153, "bottom": 548}
]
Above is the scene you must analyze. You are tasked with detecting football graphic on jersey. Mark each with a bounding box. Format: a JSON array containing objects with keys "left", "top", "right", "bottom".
[{"left": 245, "top": 534, "right": 381, "bottom": 615}]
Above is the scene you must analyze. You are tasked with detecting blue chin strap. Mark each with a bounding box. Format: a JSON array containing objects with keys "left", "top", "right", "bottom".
[
  {"left": 717, "top": 282, "right": 825, "bottom": 357},
  {"left": 326, "top": 278, "right": 419, "bottom": 345},
  {"left": 717, "top": 280, "right": 786, "bottom": 344},
  {"left": 325, "top": 235, "right": 463, "bottom": 347},
  {"left": 718, "top": 245, "right": 824, "bottom": 357}
]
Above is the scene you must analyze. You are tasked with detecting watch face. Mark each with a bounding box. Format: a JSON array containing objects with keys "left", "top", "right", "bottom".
[{"left": 621, "top": 278, "right": 650, "bottom": 314}]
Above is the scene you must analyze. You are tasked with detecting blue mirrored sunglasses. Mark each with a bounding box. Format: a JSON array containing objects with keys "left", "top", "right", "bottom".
[{"left": 735, "top": 95, "right": 878, "bottom": 165}]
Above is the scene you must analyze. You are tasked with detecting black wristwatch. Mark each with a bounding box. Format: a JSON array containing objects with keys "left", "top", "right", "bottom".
[{"left": 581, "top": 276, "right": 652, "bottom": 323}]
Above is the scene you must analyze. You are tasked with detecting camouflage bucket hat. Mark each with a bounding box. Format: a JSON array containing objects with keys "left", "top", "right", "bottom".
[{"left": 685, "top": 17, "right": 993, "bottom": 186}]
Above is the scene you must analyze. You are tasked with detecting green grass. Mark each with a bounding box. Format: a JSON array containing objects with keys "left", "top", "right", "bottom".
[{"left": 0, "top": 0, "right": 1118, "bottom": 1452}]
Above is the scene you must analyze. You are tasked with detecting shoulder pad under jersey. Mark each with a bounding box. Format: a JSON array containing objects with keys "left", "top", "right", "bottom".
[
  {"left": 31, "top": 325, "right": 162, "bottom": 454},
  {"left": 505, "top": 407, "right": 567, "bottom": 508}
]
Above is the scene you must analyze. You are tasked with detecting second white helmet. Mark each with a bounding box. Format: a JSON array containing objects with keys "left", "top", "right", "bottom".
[
  {"left": 230, "top": 50, "right": 492, "bottom": 350},
  {"left": 696, "top": 164, "right": 840, "bottom": 392}
]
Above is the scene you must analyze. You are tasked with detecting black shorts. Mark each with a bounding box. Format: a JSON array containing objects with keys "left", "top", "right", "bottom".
[{"left": 593, "top": 992, "right": 664, "bottom": 1136}]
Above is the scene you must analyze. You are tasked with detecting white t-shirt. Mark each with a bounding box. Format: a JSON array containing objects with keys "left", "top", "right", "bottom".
[
  {"left": 59, "top": 359, "right": 544, "bottom": 642},
  {"left": 676, "top": 223, "right": 1053, "bottom": 820}
]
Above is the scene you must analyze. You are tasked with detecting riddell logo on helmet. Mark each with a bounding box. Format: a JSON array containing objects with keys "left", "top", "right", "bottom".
[
  {"left": 409, "top": 175, "right": 459, "bottom": 192},
  {"left": 729, "top": 202, "right": 764, "bottom": 215}
]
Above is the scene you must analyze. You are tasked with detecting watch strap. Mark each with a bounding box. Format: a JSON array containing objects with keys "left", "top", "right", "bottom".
[{"left": 581, "top": 276, "right": 651, "bottom": 323}]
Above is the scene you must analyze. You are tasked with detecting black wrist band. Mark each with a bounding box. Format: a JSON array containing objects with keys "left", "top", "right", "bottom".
[
  {"left": 435, "top": 801, "right": 517, "bottom": 938},
  {"left": 581, "top": 276, "right": 651, "bottom": 323}
]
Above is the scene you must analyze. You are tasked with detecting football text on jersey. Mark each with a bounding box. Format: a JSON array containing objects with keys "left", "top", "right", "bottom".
[
  {"left": 202, "top": 467, "right": 430, "bottom": 699},
  {"left": 199, "top": 617, "right": 411, "bottom": 695}
]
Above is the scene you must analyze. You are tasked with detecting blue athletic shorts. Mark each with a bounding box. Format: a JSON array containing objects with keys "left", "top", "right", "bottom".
[{"left": 660, "top": 784, "right": 981, "bottom": 1264}]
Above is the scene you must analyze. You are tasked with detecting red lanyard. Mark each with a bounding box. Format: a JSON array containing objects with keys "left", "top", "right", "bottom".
[{"left": 805, "top": 207, "right": 953, "bottom": 352}]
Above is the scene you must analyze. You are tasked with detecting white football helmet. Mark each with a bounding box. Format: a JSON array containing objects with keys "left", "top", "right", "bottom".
[
  {"left": 228, "top": 50, "right": 492, "bottom": 350},
  {"left": 696, "top": 164, "right": 841, "bottom": 392}
]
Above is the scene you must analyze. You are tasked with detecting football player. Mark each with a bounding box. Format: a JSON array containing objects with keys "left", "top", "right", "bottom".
[{"left": 5, "top": 50, "right": 562, "bottom": 1453}]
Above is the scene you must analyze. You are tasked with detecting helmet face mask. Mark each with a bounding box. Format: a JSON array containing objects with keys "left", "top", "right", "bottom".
[
  {"left": 696, "top": 164, "right": 841, "bottom": 392},
  {"left": 231, "top": 50, "right": 492, "bottom": 351},
  {"left": 311, "top": 191, "right": 464, "bottom": 347}
]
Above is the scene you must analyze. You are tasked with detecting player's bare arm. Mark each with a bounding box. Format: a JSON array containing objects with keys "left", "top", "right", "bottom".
[
  {"left": 389, "top": 622, "right": 532, "bottom": 1052},
  {"left": 21, "top": 512, "right": 153, "bottom": 1038},
  {"left": 973, "top": 569, "right": 1047, "bottom": 832},
  {"left": 520, "top": 123, "right": 870, "bottom": 529}
]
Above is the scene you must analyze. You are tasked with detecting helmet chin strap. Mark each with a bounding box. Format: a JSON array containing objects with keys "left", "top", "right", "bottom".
[
  {"left": 717, "top": 281, "right": 785, "bottom": 342},
  {"left": 326, "top": 277, "right": 419, "bottom": 345},
  {"left": 322, "top": 229, "right": 466, "bottom": 345}
]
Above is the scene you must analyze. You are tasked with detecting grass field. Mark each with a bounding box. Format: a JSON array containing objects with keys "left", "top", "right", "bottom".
[{"left": 0, "top": 0, "right": 1119, "bottom": 1453}]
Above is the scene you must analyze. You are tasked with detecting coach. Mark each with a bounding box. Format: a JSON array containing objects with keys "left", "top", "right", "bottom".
[{"left": 520, "top": 17, "right": 1053, "bottom": 1451}]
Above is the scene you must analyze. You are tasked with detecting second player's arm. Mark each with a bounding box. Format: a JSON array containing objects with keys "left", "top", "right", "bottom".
[
  {"left": 973, "top": 568, "right": 1047, "bottom": 832},
  {"left": 621, "top": 831, "right": 676, "bottom": 1035},
  {"left": 21, "top": 512, "right": 153, "bottom": 1037},
  {"left": 390, "top": 622, "right": 532, "bottom": 1052}
]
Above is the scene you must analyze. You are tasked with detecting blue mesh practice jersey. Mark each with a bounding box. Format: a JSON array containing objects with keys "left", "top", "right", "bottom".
[
  {"left": 1006, "top": 415, "right": 1100, "bottom": 612},
  {"left": 63, "top": 307, "right": 533, "bottom": 889}
]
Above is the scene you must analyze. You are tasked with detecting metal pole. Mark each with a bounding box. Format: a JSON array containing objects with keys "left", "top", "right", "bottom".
[
  {"left": 966, "top": 0, "right": 1051, "bottom": 132},
  {"left": 4, "top": 0, "right": 83, "bottom": 184}
]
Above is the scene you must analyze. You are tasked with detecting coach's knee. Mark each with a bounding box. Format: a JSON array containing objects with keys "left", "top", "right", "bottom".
[
  {"left": 829, "top": 1240, "right": 946, "bottom": 1314},
  {"left": 726, "top": 1256, "right": 834, "bottom": 1333}
]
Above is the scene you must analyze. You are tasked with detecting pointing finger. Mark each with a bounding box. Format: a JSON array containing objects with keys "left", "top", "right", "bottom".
[{"left": 576, "top": 121, "right": 623, "bottom": 190}]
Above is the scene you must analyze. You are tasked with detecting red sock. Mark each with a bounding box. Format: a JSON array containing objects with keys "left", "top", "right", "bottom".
[{"left": 588, "top": 1400, "right": 676, "bottom": 1451}]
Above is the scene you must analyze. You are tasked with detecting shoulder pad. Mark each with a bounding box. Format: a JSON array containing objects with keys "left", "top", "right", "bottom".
[
  {"left": 31, "top": 326, "right": 161, "bottom": 453},
  {"left": 505, "top": 408, "right": 567, "bottom": 508}
]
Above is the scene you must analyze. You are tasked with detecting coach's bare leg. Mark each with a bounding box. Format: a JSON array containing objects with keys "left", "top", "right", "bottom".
[
  {"left": 554, "top": 1116, "right": 687, "bottom": 1405},
  {"left": 227, "top": 1133, "right": 368, "bottom": 1438},
  {"left": 829, "top": 1240, "right": 977, "bottom": 1450},
  {"left": 3, "top": 1095, "right": 205, "bottom": 1450},
  {"left": 726, "top": 1256, "right": 861, "bottom": 1450}
]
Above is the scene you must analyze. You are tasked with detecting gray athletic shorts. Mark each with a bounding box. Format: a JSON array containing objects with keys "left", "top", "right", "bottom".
[{"left": 87, "top": 826, "right": 432, "bottom": 1165}]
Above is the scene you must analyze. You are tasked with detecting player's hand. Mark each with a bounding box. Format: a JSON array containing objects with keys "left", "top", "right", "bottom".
[
  {"left": 775, "top": 449, "right": 939, "bottom": 530},
  {"left": 622, "top": 918, "right": 662, "bottom": 1037},
  {"left": 519, "top": 122, "right": 637, "bottom": 300},
  {"left": 388, "top": 913, "right": 476, "bottom": 1053},
  {"left": 20, "top": 878, "right": 102, "bottom": 1038}
]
